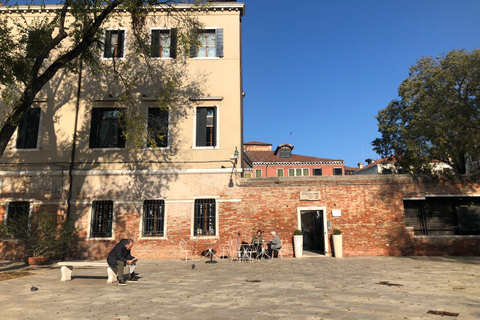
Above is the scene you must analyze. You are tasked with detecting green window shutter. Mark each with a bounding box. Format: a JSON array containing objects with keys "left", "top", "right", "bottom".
[
  {"left": 170, "top": 28, "right": 177, "bottom": 58},
  {"left": 196, "top": 107, "right": 207, "bottom": 146},
  {"left": 89, "top": 108, "right": 101, "bottom": 148},
  {"left": 216, "top": 28, "right": 223, "bottom": 57}
]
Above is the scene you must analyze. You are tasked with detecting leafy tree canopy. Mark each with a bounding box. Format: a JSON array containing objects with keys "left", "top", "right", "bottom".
[
  {"left": 0, "top": 0, "right": 210, "bottom": 157},
  {"left": 372, "top": 49, "right": 480, "bottom": 174}
]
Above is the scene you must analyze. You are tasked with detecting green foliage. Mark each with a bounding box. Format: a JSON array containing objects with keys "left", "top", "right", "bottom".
[
  {"left": 372, "top": 49, "right": 480, "bottom": 174},
  {"left": 0, "top": 211, "right": 79, "bottom": 257},
  {"left": 0, "top": 0, "right": 207, "bottom": 158},
  {"left": 293, "top": 229, "right": 302, "bottom": 235},
  {"left": 333, "top": 229, "right": 342, "bottom": 235}
]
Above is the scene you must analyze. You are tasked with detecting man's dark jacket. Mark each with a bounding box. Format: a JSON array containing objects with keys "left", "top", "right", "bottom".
[{"left": 107, "top": 239, "right": 135, "bottom": 268}]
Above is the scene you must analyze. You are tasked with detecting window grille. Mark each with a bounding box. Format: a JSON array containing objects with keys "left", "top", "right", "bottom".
[
  {"left": 7, "top": 201, "right": 30, "bottom": 237},
  {"left": 404, "top": 198, "right": 480, "bottom": 235},
  {"left": 90, "top": 200, "right": 113, "bottom": 238},
  {"left": 194, "top": 199, "right": 216, "bottom": 236},
  {"left": 143, "top": 200, "right": 165, "bottom": 237}
]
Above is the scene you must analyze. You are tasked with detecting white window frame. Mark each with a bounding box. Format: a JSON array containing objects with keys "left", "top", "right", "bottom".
[
  {"left": 13, "top": 106, "right": 43, "bottom": 152},
  {"left": 192, "top": 27, "right": 221, "bottom": 60},
  {"left": 144, "top": 106, "right": 171, "bottom": 150},
  {"left": 149, "top": 28, "right": 173, "bottom": 60},
  {"left": 139, "top": 199, "right": 167, "bottom": 239},
  {"left": 191, "top": 197, "right": 219, "bottom": 239},
  {"left": 87, "top": 200, "right": 115, "bottom": 241},
  {"left": 193, "top": 105, "right": 220, "bottom": 149},
  {"left": 102, "top": 28, "right": 127, "bottom": 60}
]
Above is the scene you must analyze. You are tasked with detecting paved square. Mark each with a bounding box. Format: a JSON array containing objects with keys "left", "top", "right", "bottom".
[{"left": 1, "top": 256, "right": 479, "bottom": 319}]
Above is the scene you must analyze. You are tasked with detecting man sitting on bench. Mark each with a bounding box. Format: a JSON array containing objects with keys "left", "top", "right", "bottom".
[{"left": 107, "top": 239, "right": 139, "bottom": 286}]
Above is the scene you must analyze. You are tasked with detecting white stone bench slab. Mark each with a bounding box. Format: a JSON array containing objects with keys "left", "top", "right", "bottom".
[{"left": 57, "top": 261, "right": 116, "bottom": 283}]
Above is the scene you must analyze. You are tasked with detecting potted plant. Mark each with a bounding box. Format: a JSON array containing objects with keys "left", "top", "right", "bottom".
[
  {"left": 332, "top": 229, "right": 343, "bottom": 258},
  {"left": 0, "top": 211, "right": 78, "bottom": 265},
  {"left": 293, "top": 229, "right": 303, "bottom": 258}
]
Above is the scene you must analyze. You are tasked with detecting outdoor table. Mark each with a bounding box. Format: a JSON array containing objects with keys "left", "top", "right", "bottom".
[{"left": 203, "top": 242, "right": 218, "bottom": 264}]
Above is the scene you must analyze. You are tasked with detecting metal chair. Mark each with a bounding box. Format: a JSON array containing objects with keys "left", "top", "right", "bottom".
[{"left": 179, "top": 240, "right": 196, "bottom": 261}]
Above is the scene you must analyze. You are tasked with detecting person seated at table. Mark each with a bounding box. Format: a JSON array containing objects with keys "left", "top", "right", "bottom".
[
  {"left": 251, "top": 230, "right": 263, "bottom": 258},
  {"left": 268, "top": 231, "right": 282, "bottom": 258}
]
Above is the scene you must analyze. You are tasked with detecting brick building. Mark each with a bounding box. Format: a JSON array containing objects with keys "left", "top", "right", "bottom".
[{"left": 243, "top": 141, "right": 346, "bottom": 178}]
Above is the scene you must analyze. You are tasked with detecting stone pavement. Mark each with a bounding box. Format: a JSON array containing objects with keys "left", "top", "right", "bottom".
[{"left": 1, "top": 255, "right": 480, "bottom": 320}]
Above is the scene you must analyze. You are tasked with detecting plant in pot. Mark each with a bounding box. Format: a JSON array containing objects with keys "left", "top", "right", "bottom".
[
  {"left": 332, "top": 229, "right": 343, "bottom": 258},
  {"left": 0, "top": 211, "right": 78, "bottom": 265},
  {"left": 293, "top": 229, "right": 303, "bottom": 258}
]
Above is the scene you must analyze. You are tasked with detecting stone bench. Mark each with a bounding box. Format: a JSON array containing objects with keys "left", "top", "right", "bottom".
[{"left": 57, "top": 261, "right": 117, "bottom": 283}]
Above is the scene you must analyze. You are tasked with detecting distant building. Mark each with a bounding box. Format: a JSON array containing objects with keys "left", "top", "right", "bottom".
[
  {"left": 354, "top": 156, "right": 452, "bottom": 175},
  {"left": 243, "top": 141, "right": 345, "bottom": 178}
]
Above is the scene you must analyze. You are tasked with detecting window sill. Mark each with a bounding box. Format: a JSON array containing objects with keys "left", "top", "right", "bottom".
[
  {"left": 87, "top": 237, "right": 114, "bottom": 241},
  {"left": 192, "top": 146, "right": 219, "bottom": 150},
  {"left": 13, "top": 148, "right": 40, "bottom": 152},
  {"left": 90, "top": 148, "right": 125, "bottom": 151},
  {"left": 192, "top": 57, "right": 221, "bottom": 60}
]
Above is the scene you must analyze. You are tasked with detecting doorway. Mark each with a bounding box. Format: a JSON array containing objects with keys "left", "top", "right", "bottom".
[{"left": 297, "top": 207, "right": 327, "bottom": 255}]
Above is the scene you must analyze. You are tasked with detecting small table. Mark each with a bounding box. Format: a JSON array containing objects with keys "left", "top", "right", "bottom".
[{"left": 203, "top": 242, "right": 218, "bottom": 264}]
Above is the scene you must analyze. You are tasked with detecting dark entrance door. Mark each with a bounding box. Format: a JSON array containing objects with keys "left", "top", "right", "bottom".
[{"left": 300, "top": 210, "right": 325, "bottom": 254}]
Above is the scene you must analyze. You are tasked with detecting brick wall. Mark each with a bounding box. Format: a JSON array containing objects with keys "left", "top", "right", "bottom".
[{"left": 1, "top": 174, "right": 480, "bottom": 260}]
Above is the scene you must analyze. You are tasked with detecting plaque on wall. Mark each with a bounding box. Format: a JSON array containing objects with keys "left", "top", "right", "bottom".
[
  {"left": 300, "top": 190, "right": 321, "bottom": 201},
  {"left": 332, "top": 209, "right": 341, "bottom": 217}
]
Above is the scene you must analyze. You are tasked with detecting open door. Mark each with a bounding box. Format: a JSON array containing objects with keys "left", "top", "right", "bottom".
[{"left": 300, "top": 209, "right": 325, "bottom": 254}]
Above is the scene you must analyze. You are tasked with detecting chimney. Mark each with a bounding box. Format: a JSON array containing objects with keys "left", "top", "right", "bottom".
[
  {"left": 365, "top": 158, "right": 374, "bottom": 165},
  {"left": 357, "top": 162, "right": 364, "bottom": 169}
]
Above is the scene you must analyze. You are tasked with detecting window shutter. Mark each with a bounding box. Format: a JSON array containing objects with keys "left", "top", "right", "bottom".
[
  {"left": 196, "top": 107, "right": 207, "bottom": 146},
  {"left": 212, "top": 107, "right": 217, "bottom": 146},
  {"left": 16, "top": 110, "right": 29, "bottom": 148},
  {"left": 104, "top": 31, "right": 112, "bottom": 58},
  {"left": 89, "top": 108, "right": 101, "bottom": 148},
  {"left": 170, "top": 28, "right": 177, "bottom": 59},
  {"left": 117, "top": 109, "right": 126, "bottom": 148},
  {"left": 215, "top": 28, "right": 224, "bottom": 57},
  {"left": 151, "top": 30, "right": 160, "bottom": 58},
  {"left": 117, "top": 30, "right": 124, "bottom": 58},
  {"left": 25, "top": 108, "right": 40, "bottom": 148}
]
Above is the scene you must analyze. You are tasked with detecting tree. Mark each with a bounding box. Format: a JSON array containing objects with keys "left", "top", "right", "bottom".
[
  {"left": 0, "top": 0, "right": 207, "bottom": 158},
  {"left": 372, "top": 49, "right": 480, "bottom": 174}
]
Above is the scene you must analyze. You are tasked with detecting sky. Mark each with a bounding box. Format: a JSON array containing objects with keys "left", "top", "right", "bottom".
[{"left": 240, "top": 0, "right": 480, "bottom": 167}]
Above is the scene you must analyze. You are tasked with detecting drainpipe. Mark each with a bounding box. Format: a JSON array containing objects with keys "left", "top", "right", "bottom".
[{"left": 66, "top": 59, "right": 83, "bottom": 220}]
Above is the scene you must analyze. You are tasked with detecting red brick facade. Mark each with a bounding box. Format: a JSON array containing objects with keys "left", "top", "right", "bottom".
[{"left": 2, "top": 175, "right": 480, "bottom": 260}]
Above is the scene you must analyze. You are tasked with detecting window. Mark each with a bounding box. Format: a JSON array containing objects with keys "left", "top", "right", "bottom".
[
  {"left": 333, "top": 168, "right": 343, "bottom": 175},
  {"left": 16, "top": 107, "right": 41, "bottom": 149},
  {"left": 313, "top": 168, "right": 323, "bottom": 176},
  {"left": 6, "top": 201, "right": 30, "bottom": 237},
  {"left": 26, "top": 28, "right": 51, "bottom": 60},
  {"left": 151, "top": 29, "right": 176, "bottom": 58},
  {"left": 196, "top": 107, "right": 217, "bottom": 147},
  {"left": 289, "top": 168, "right": 309, "bottom": 176},
  {"left": 147, "top": 107, "right": 169, "bottom": 148},
  {"left": 194, "top": 199, "right": 216, "bottom": 236},
  {"left": 255, "top": 169, "right": 262, "bottom": 178},
  {"left": 244, "top": 172, "right": 252, "bottom": 179},
  {"left": 277, "top": 169, "right": 284, "bottom": 177},
  {"left": 404, "top": 197, "right": 480, "bottom": 236},
  {"left": 280, "top": 149, "right": 291, "bottom": 158},
  {"left": 89, "top": 108, "right": 126, "bottom": 149},
  {"left": 90, "top": 200, "right": 113, "bottom": 238},
  {"left": 104, "top": 29, "right": 125, "bottom": 59},
  {"left": 190, "top": 29, "right": 224, "bottom": 58},
  {"left": 143, "top": 200, "right": 165, "bottom": 237}
]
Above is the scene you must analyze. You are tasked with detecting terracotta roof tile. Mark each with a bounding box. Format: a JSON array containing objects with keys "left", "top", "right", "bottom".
[{"left": 245, "top": 150, "right": 344, "bottom": 164}]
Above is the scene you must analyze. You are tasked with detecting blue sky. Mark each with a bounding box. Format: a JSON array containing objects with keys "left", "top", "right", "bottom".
[{"left": 241, "top": 0, "right": 480, "bottom": 167}]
